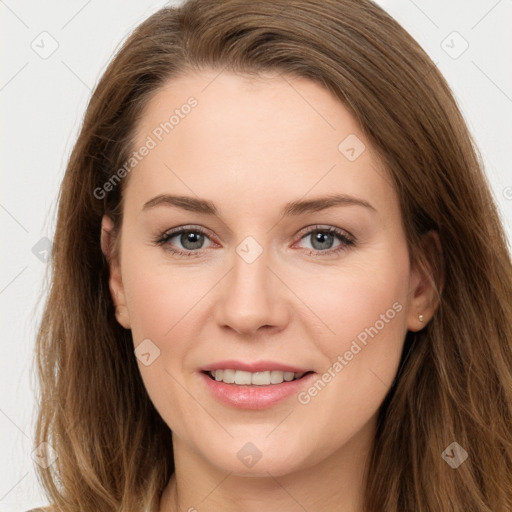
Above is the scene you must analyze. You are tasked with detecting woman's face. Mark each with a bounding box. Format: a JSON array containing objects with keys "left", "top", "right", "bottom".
[{"left": 103, "top": 69, "right": 428, "bottom": 477}]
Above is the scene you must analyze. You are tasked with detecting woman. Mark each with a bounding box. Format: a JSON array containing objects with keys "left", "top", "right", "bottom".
[{"left": 31, "top": 0, "right": 512, "bottom": 511}]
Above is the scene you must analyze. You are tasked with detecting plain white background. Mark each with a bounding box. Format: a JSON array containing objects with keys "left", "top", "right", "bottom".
[{"left": 1, "top": 0, "right": 511, "bottom": 510}]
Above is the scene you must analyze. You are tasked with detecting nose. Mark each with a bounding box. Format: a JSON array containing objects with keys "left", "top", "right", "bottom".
[{"left": 214, "top": 244, "right": 290, "bottom": 336}]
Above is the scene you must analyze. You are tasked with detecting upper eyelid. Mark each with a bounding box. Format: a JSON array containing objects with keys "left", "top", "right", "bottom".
[
  {"left": 296, "top": 224, "right": 354, "bottom": 239},
  {"left": 163, "top": 225, "right": 215, "bottom": 241}
]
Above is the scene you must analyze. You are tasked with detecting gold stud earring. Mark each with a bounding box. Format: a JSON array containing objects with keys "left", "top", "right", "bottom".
[{"left": 418, "top": 314, "right": 425, "bottom": 322}]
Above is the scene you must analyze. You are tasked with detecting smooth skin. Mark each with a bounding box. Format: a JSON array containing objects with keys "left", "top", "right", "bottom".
[{"left": 101, "top": 69, "right": 440, "bottom": 512}]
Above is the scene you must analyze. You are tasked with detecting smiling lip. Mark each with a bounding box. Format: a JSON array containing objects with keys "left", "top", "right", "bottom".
[
  {"left": 200, "top": 360, "right": 311, "bottom": 373},
  {"left": 198, "top": 360, "right": 316, "bottom": 410}
]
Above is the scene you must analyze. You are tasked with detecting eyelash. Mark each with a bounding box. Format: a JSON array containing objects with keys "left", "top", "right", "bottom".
[{"left": 154, "top": 224, "right": 355, "bottom": 258}]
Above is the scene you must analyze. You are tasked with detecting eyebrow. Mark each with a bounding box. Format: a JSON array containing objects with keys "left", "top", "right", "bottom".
[{"left": 142, "top": 193, "right": 377, "bottom": 216}]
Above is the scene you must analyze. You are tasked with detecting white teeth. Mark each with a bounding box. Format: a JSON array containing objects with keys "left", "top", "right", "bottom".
[
  {"left": 283, "top": 371, "right": 295, "bottom": 381},
  {"left": 251, "top": 371, "right": 271, "bottom": 385},
  {"left": 270, "top": 370, "right": 284, "bottom": 384},
  {"left": 208, "top": 369, "right": 307, "bottom": 385},
  {"left": 222, "top": 369, "right": 235, "bottom": 383},
  {"left": 234, "top": 370, "right": 252, "bottom": 385}
]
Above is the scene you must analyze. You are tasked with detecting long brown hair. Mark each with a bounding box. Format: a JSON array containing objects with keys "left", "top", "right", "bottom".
[{"left": 34, "top": 0, "right": 512, "bottom": 510}]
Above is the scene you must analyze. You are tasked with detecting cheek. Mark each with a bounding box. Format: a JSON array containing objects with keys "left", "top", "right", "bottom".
[
  {"left": 120, "top": 258, "right": 204, "bottom": 428},
  {"left": 122, "top": 250, "right": 207, "bottom": 341},
  {"left": 293, "top": 246, "right": 410, "bottom": 412},
  {"left": 296, "top": 247, "right": 410, "bottom": 356}
]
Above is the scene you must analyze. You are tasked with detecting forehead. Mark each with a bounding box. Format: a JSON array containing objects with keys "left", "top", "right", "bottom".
[
  {"left": 135, "top": 68, "right": 361, "bottom": 149},
  {"left": 127, "top": 69, "right": 395, "bottom": 218}
]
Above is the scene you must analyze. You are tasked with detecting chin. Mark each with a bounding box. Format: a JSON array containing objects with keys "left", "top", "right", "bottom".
[{"left": 198, "top": 437, "right": 314, "bottom": 478}]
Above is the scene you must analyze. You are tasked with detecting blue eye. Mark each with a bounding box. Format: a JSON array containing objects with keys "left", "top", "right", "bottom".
[
  {"left": 154, "top": 225, "right": 355, "bottom": 257},
  {"left": 155, "top": 226, "right": 213, "bottom": 257},
  {"left": 297, "top": 226, "right": 355, "bottom": 255}
]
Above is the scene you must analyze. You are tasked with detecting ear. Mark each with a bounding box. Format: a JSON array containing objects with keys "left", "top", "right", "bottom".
[
  {"left": 406, "top": 230, "right": 444, "bottom": 332},
  {"left": 100, "top": 214, "right": 131, "bottom": 330}
]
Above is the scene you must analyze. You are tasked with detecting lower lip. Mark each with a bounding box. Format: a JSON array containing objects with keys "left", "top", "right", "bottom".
[{"left": 200, "top": 371, "right": 316, "bottom": 410}]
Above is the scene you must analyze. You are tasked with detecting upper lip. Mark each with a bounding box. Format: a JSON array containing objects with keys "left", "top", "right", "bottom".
[{"left": 200, "top": 360, "right": 313, "bottom": 374}]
